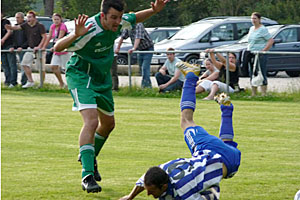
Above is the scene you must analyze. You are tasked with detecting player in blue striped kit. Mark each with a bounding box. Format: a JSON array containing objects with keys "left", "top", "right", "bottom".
[{"left": 119, "top": 65, "right": 241, "bottom": 200}]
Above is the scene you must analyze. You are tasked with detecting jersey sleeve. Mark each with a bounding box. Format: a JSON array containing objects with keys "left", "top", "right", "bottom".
[
  {"left": 67, "top": 18, "right": 96, "bottom": 52},
  {"left": 135, "top": 173, "right": 145, "bottom": 187},
  {"left": 120, "top": 13, "right": 136, "bottom": 32}
]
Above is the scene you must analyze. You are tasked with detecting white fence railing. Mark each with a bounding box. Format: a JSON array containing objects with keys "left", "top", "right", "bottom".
[{"left": 2, "top": 49, "right": 300, "bottom": 92}]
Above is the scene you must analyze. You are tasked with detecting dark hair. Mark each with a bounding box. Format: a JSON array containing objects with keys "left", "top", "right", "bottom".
[
  {"left": 167, "top": 47, "right": 175, "bottom": 54},
  {"left": 101, "top": 0, "right": 125, "bottom": 14},
  {"left": 205, "top": 58, "right": 212, "bottom": 63},
  {"left": 229, "top": 52, "right": 236, "bottom": 59},
  {"left": 27, "top": 10, "right": 36, "bottom": 18},
  {"left": 144, "top": 167, "right": 169, "bottom": 189},
  {"left": 251, "top": 12, "right": 261, "bottom": 19}
]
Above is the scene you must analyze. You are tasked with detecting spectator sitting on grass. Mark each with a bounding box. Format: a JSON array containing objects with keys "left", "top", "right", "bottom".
[{"left": 155, "top": 48, "right": 185, "bottom": 93}]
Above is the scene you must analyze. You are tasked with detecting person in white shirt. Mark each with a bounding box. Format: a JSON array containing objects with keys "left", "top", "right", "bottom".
[{"left": 195, "top": 58, "right": 220, "bottom": 94}]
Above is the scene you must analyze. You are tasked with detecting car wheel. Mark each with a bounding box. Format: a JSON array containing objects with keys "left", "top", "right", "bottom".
[
  {"left": 185, "top": 54, "right": 200, "bottom": 65},
  {"left": 117, "top": 54, "right": 128, "bottom": 65},
  {"left": 267, "top": 71, "right": 278, "bottom": 77},
  {"left": 285, "top": 71, "right": 300, "bottom": 77}
]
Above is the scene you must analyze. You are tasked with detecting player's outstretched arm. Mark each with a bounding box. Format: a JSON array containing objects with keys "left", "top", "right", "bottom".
[
  {"left": 119, "top": 185, "right": 145, "bottom": 200},
  {"left": 54, "top": 14, "right": 93, "bottom": 52},
  {"left": 135, "top": 0, "right": 169, "bottom": 23}
]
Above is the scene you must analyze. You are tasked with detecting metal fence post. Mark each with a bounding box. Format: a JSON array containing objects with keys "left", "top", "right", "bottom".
[
  {"left": 36, "top": 49, "right": 44, "bottom": 88},
  {"left": 225, "top": 52, "right": 230, "bottom": 94},
  {"left": 128, "top": 52, "right": 132, "bottom": 90}
]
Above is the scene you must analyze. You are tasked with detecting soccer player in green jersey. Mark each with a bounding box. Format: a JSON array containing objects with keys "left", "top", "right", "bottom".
[{"left": 54, "top": 0, "right": 168, "bottom": 193}]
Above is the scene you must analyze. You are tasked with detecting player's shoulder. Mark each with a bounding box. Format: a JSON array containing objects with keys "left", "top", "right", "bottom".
[{"left": 86, "top": 16, "right": 97, "bottom": 28}]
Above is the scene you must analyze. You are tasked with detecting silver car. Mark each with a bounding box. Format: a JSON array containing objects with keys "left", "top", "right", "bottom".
[{"left": 151, "top": 16, "right": 278, "bottom": 65}]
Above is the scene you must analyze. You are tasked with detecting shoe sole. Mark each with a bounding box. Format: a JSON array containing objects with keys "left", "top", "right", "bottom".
[
  {"left": 214, "top": 93, "right": 231, "bottom": 105},
  {"left": 82, "top": 184, "right": 102, "bottom": 193},
  {"left": 176, "top": 62, "right": 200, "bottom": 76}
]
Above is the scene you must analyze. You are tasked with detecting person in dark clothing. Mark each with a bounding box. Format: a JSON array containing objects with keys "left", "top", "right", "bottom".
[
  {"left": 5, "top": 10, "right": 47, "bottom": 88},
  {"left": 9, "top": 12, "right": 28, "bottom": 85},
  {"left": 1, "top": 12, "right": 18, "bottom": 87}
]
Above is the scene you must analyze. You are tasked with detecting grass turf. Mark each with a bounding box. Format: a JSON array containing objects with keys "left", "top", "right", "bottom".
[{"left": 1, "top": 88, "right": 300, "bottom": 199}]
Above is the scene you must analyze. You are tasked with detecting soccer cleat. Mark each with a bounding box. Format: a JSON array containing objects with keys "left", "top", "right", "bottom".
[
  {"left": 175, "top": 61, "right": 201, "bottom": 76},
  {"left": 214, "top": 92, "right": 231, "bottom": 106},
  {"left": 81, "top": 174, "right": 102, "bottom": 193},
  {"left": 93, "top": 159, "right": 101, "bottom": 182},
  {"left": 78, "top": 154, "right": 101, "bottom": 182}
]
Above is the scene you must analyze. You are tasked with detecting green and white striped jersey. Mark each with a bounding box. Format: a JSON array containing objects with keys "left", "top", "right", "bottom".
[{"left": 66, "top": 13, "right": 136, "bottom": 89}]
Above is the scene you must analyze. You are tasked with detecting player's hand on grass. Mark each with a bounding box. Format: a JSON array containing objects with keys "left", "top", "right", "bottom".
[
  {"left": 151, "top": 0, "right": 169, "bottom": 13},
  {"left": 74, "top": 14, "right": 93, "bottom": 37}
]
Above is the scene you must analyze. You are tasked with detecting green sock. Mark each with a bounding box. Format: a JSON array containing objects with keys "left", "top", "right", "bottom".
[
  {"left": 80, "top": 144, "right": 95, "bottom": 178},
  {"left": 94, "top": 132, "right": 107, "bottom": 157}
]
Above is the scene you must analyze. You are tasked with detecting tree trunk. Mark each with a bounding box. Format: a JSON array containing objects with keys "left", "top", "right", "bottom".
[{"left": 44, "top": 0, "right": 54, "bottom": 17}]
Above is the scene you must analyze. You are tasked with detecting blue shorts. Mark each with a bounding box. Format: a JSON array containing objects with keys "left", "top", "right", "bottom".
[{"left": 184, "top": 126, "right": 241, "bottom": 178}]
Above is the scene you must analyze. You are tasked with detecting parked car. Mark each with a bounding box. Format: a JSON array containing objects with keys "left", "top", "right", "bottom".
[
  {"left": 116, "top": 27, "right": 181, "bottom": 65},
  {"left": 151, "top": 16, "right": 278, "bottom": 65},
  {"left": 214, "top": 24, "right": 300, "bottom": 77}
]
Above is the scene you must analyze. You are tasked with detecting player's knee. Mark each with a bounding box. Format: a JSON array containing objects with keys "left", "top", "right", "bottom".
[{"left": 85, "top": 118, "right": 99, "bottom": 131}]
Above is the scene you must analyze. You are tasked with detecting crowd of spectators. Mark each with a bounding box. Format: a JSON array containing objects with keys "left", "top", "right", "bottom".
[{"left": 2, "top": 10, "right": 274, "bottom": 98}]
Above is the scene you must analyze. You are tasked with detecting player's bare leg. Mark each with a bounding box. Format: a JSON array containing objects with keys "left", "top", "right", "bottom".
[
  {"left": 92, "top": 111, "right": 115, "bottom": 181},
  {"left": 79, "top": 108, "right": 102, "bottom": 193}
]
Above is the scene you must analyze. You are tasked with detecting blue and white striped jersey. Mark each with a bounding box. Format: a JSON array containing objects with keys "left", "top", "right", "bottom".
[{"left": 136, "top": 150, "right": 223, "bottom": 200}]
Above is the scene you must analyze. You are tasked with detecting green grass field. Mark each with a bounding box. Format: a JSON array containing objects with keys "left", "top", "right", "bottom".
[{"left": 1, "top": 89, "right": 300, "bottom": 200}]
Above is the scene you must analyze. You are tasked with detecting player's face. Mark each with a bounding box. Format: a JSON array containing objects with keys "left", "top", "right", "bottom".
[
  {"left": 145, "top": 184, "right": 167, "bottom": 198},
  {"left": 101, "top": 8, "right": 123, "bottom": 32}
]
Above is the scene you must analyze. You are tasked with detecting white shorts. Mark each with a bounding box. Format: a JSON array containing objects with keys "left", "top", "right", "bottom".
[
  {"left": 21, "top": 48, "right": 46, "bottom": 71},
  {"left": 199, "top": 80, "right": 234, "bottom": 93},
  {"left": 50, "top": 53, "right": 71, "bottom": 69}
]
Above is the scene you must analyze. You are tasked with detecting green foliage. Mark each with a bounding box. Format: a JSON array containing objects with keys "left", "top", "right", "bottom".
[
  {"left": 250, "top": 0, "right": 300, "bottom": 24},
  {"left": 55, "top": 0, "right": 101, "bottom": 19},
  {"left": 3, "top": 0, "right": 299, "bottom": 24},
  {"left": 1, "top": 0, "right": 37, "bottom": 17},
  {"left": 2, "top": 89, "right": 300, "bottom": 199}
]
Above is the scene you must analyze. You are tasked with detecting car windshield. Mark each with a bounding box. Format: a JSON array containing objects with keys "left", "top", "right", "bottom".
[
  {"left": 238, "top": 25, "right": 283, "bottom": 43},
  {"left": 171, "top": 23, "right": 213, "bottom": 40}
]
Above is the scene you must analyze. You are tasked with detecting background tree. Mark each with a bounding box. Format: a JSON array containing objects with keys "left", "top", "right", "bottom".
[
  {"left": 1, "top": 0, "right": 37, "bottom": 17},
  {"left": 43, "top": 0, "right": 54, "bottom": 17},
  {"left": 2, "top": 0, "right": 299, "bottom": 25}
]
